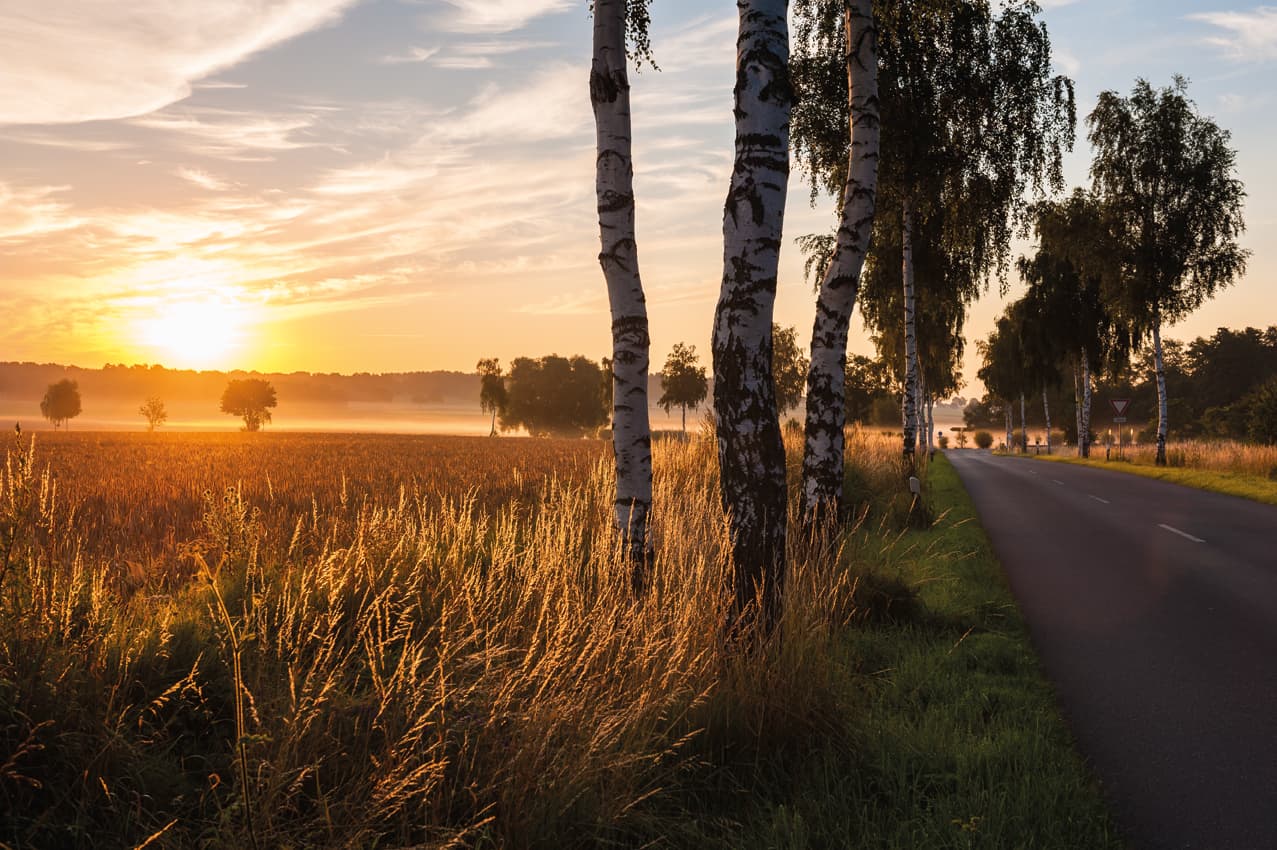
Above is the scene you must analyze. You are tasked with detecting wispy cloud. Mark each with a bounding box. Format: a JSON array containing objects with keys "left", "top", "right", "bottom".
[
  {"left": 176, "top": 167, "right": 232, "bottom": 191},
  {"left": 427, "top": 0, "right": 574, "bottom": 34},
  {"left": 130, "top": 107, "right": 322, "bottom": 160},
  {"left": 1188, "top": 7, "right": 1277, "bottom": 62},
  {"left": 0, "top": 0, "right": 359, "bottom": 124},
  {"left": 379, "top": 46, "right": 441, "bottom": 65}
]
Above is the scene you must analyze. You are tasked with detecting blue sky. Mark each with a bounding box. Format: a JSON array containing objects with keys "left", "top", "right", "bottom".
[{"left": 0, "top": 0, "right": 1272, "bottom": 393}]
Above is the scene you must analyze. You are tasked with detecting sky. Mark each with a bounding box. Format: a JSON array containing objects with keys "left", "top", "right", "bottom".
[{"left": 1, "top": 0, "right": 1273, "bottom": 397}]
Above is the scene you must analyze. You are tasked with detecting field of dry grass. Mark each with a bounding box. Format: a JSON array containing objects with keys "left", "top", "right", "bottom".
[
  {"left": 1, "top": 427, "right": 1119, "bottom": 849},
  {"left": 0, "top": 429, "right": 873, "bottom": 848}
]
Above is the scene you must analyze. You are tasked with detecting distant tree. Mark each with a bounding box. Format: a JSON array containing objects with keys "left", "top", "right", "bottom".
[
  {"left": 1089, "top": 76, "right": 1249, "bottom": 465},
  {"left": 1245, "top": 377, "right": 1277, "bottom": 446},
  {"left": 220, "top": 379, "right": 277, "bottom": 432},
  {"left": 40, "top": 379, "right": 81, "bottom": 429},
  {"left": 843, "top": 354, "right": 892, "bottom": 425},
  {"left": 772, "top": 324, "right": 810, "bottom": 416},
  {"left": 139, "top": 396, "right": 168, "bottom": 432},
  {"left": 476, "top": 358, "right": 507, "bottom": 437},
  {"left": 1018, "top": 190, "right": 1127, "bottom": 457},
  {"left": 500, "top": 355, "right": 609, "bottom": 438},
  {"left": 658, "top": 343, "right": 709, "bottom": 433}
]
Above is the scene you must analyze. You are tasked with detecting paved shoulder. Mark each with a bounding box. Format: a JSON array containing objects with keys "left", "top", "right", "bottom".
[{"left": 948, "top": 450, "right": 1277, "bottom": 850}]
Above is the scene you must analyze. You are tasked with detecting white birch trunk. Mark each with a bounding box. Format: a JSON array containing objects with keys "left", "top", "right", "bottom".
[
  {"left": 1073, "top": 362, "right": 1082, "bottom": 456},
  {"left": 1080, "top": 347, "right": 1093, "bottom": 459},
  {"left": 925, "top": 395, "right": 935, "bottom": 455},
  {"left": 592, "top": 0, "right": 653, "bottom": 577},
  {"left": 713, "top": 0, "right": 792, "bottom": 629},
  {"left": 1005, "top": 405, "right": 1013, "bottom": 452},
  {"left": 1042, "top": 386, "right": 1052, "bottom": 454},
  {"left": 1019, "top": 392, "right": 1027, "bottom": 453},
  {"left": 901, "top": 198, "right": 920, "bottom": 467},
  {"left": 1152, "top": 317, "right": 1169, "bottom": 466},
  {"left": 799, "top": 0, "right": 879, "bottom": 523}
]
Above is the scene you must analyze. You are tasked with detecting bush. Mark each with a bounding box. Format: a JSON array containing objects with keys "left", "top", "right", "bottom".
[{"left": 974, "top": 431, "right": 994, "bottom": 449}]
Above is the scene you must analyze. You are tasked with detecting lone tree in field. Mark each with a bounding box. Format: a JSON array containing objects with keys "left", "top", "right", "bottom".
[
  {"left": 591, "top": 0, "right": 656, "bottom": 574},
  {"left": 139, "top": 396, "right": 168, "bottom": 432},
  {"left": 476, "top": 358, "right": 507, "bottom": 437},
  {"left": 500, "top": 355, "right": 609, "bottom": 438},
  {"left": 712, "top": 0, "right": 792, "bottom": 633},
  {"left": 791, "top": 0, "right": 880, "bottom": 523},
  {"left": 658, "top": 343, "right": 708, "bottom": 433},
  {"left": 220, "top": 379, "right": 277, "bottom": 432},
  {"left": 1088, "top": 76, "right": 1248, "bottom": 466},
  {"left": 40, "top": 379, "right": 81, "bottom": 429},
  {"left": 772, "top": 324, "right": 810, "bottom": 417}
]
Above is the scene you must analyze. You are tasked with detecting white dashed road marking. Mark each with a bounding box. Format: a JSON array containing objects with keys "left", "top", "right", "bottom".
[
  {"left": 1053, "top": 479, "right": 1066, "bottom": 485},
  {"left": 1159, "top": 523, "right": 1206, "bottom": 544},
  {"left": 1089, "top": 495, "right": 1111, "bottom": 504}
]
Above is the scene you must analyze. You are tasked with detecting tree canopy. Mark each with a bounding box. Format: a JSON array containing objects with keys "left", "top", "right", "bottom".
[
  {"left": 139, "top": 396, "right": 168, "bottom": 432},
  {"left": 658, "top": 343, "right": 708, "bottom": 432},
  {"left": 772, "top": 324, "right": 810, "bottom": 416},
  {"left": 499, "top": 355, "right": 609, "bottom": 438},
  {"left": 220, "top": 379, "right": 277, "bottom": 432},
  {"left": 1088, "top": 76, "right": 1248, "bottom": 334},
  {"left": 40, "top": 379, "right": 81, "bottom": 429}
]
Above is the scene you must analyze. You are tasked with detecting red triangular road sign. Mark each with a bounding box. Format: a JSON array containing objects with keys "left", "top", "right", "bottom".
[{"left": 1110, "top": 398, "right": 1130, "bottom": 416}]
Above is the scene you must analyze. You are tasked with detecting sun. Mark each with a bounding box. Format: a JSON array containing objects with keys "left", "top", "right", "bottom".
[{"left": 141, "top": 298, "right": 249, "bottom": 369}]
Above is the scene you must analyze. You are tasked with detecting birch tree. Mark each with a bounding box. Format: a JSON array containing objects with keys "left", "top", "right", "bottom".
[
  {"left": 713, "top": 0, "right": 792, "bottom": 632},
  {"left": 791, "top": 0, "right": 880, "bottom": 523},
  {"left": 797, "top": 0, "right": 1074, "bottom": 473},
  {"left": 590, "top": 0, "right": 655, "bottom": 575},
  {"left": 1088, "top": 77, "right": 1248, "bottom": 466},
  {"left": 1018, "top": 191, "right": 1126, "bottom": 457}
]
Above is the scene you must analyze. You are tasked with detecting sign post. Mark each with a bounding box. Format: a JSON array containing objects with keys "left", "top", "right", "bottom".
[{"left": 1110, "top": 399, "right": 1131, "bottom": 459}]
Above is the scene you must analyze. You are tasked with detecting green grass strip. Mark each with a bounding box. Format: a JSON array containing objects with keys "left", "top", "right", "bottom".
[
  {"left": 1035, "top": 454, "right": 1277, "bottom": 507},
  {"left": 740, "top": 455, "right": 1124, "bottom": 849}
]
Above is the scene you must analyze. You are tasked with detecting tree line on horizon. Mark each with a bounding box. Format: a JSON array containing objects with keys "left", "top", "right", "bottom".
[
  {"left": 30, "top": 377, "right": 280, "bottom": 433},
  {"left": 966, "top": 325, "right": 1277, "bottom": 447},
  {"left": 585, "top": 0, "right": 1248, "bottom": 629}
]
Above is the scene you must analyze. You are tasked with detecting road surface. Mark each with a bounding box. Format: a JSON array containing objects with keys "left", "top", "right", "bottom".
[{"left": 947, "top": 450, "right": 1277, "bottom": 850}]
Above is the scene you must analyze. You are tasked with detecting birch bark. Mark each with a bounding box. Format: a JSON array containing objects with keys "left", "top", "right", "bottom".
[
  {"left": 1152, "top": 316, "right": 1169, "bottom": 466},
  {"left": 1005, "top": 405, "right": 1013, "bottom": 452},
  {"left": 1080, "top": 350, "right": 1093, "bottom": 459},
  {"left": 1042, "top": 387, "right": 1052, "bottom": 454},
  {"left": 713, "top": 0, "right": 792, "bottom": 630},
  {"left": 1073, "top": 362, "right": 1082, "bottom": 456},
  {"left": 1019, "top": 392, "right": 1027, "bottom": 453},
  {"left": 800, "top": 0, "right": 879, "bottom": 524},
  {"left": 592, "top": 0, "right": 653, "bottom": 576},
  {"left": 901, "top": 198, "right": 920, "bottom": 467}
]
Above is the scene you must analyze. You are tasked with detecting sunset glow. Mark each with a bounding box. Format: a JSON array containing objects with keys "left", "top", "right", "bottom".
[
  {"left": 138, "top": 297, "right": 252, "bottom": 370},
  {"left": 0, "top": 1, "right": 1273, "bottom": 387}
]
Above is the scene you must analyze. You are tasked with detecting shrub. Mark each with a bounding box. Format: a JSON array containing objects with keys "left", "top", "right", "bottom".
[{"left": 974, "top": 431, "right": 994, "bottom": 449}]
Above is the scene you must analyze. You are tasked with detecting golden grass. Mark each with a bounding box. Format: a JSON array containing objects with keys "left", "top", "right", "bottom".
[
  {"left": 0, "top": 430, "right": 885, "bottom": 848},
  {"left": 1111, "top": 438, "right": 1277, "bottom": 478}
]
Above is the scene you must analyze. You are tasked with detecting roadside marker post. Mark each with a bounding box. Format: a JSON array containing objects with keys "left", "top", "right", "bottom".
[{"left": 1110, "top": 399, "right": 1131, "bottom": 459}]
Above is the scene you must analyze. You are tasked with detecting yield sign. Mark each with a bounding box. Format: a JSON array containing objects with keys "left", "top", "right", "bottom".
[{"left": 1110, "top": 398, "right": 1131, "bottom": 417}]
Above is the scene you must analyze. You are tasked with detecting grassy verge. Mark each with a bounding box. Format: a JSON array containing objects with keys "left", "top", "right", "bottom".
[
  {"left": 1035, "top": 453, "right": 1277, "bottom": 506},
  {"left": 737, "top": 454, "right": 1123, "bottom": 848}
]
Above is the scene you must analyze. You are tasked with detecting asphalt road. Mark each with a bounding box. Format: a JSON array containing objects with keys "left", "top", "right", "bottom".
[{"left": 947, "top": 450, "right": 1277, "bottom": 850}]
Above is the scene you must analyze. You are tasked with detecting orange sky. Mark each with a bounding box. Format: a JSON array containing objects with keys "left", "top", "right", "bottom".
[{"left": 1, "top": 1, "right": 1273, "bottom": 396}]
